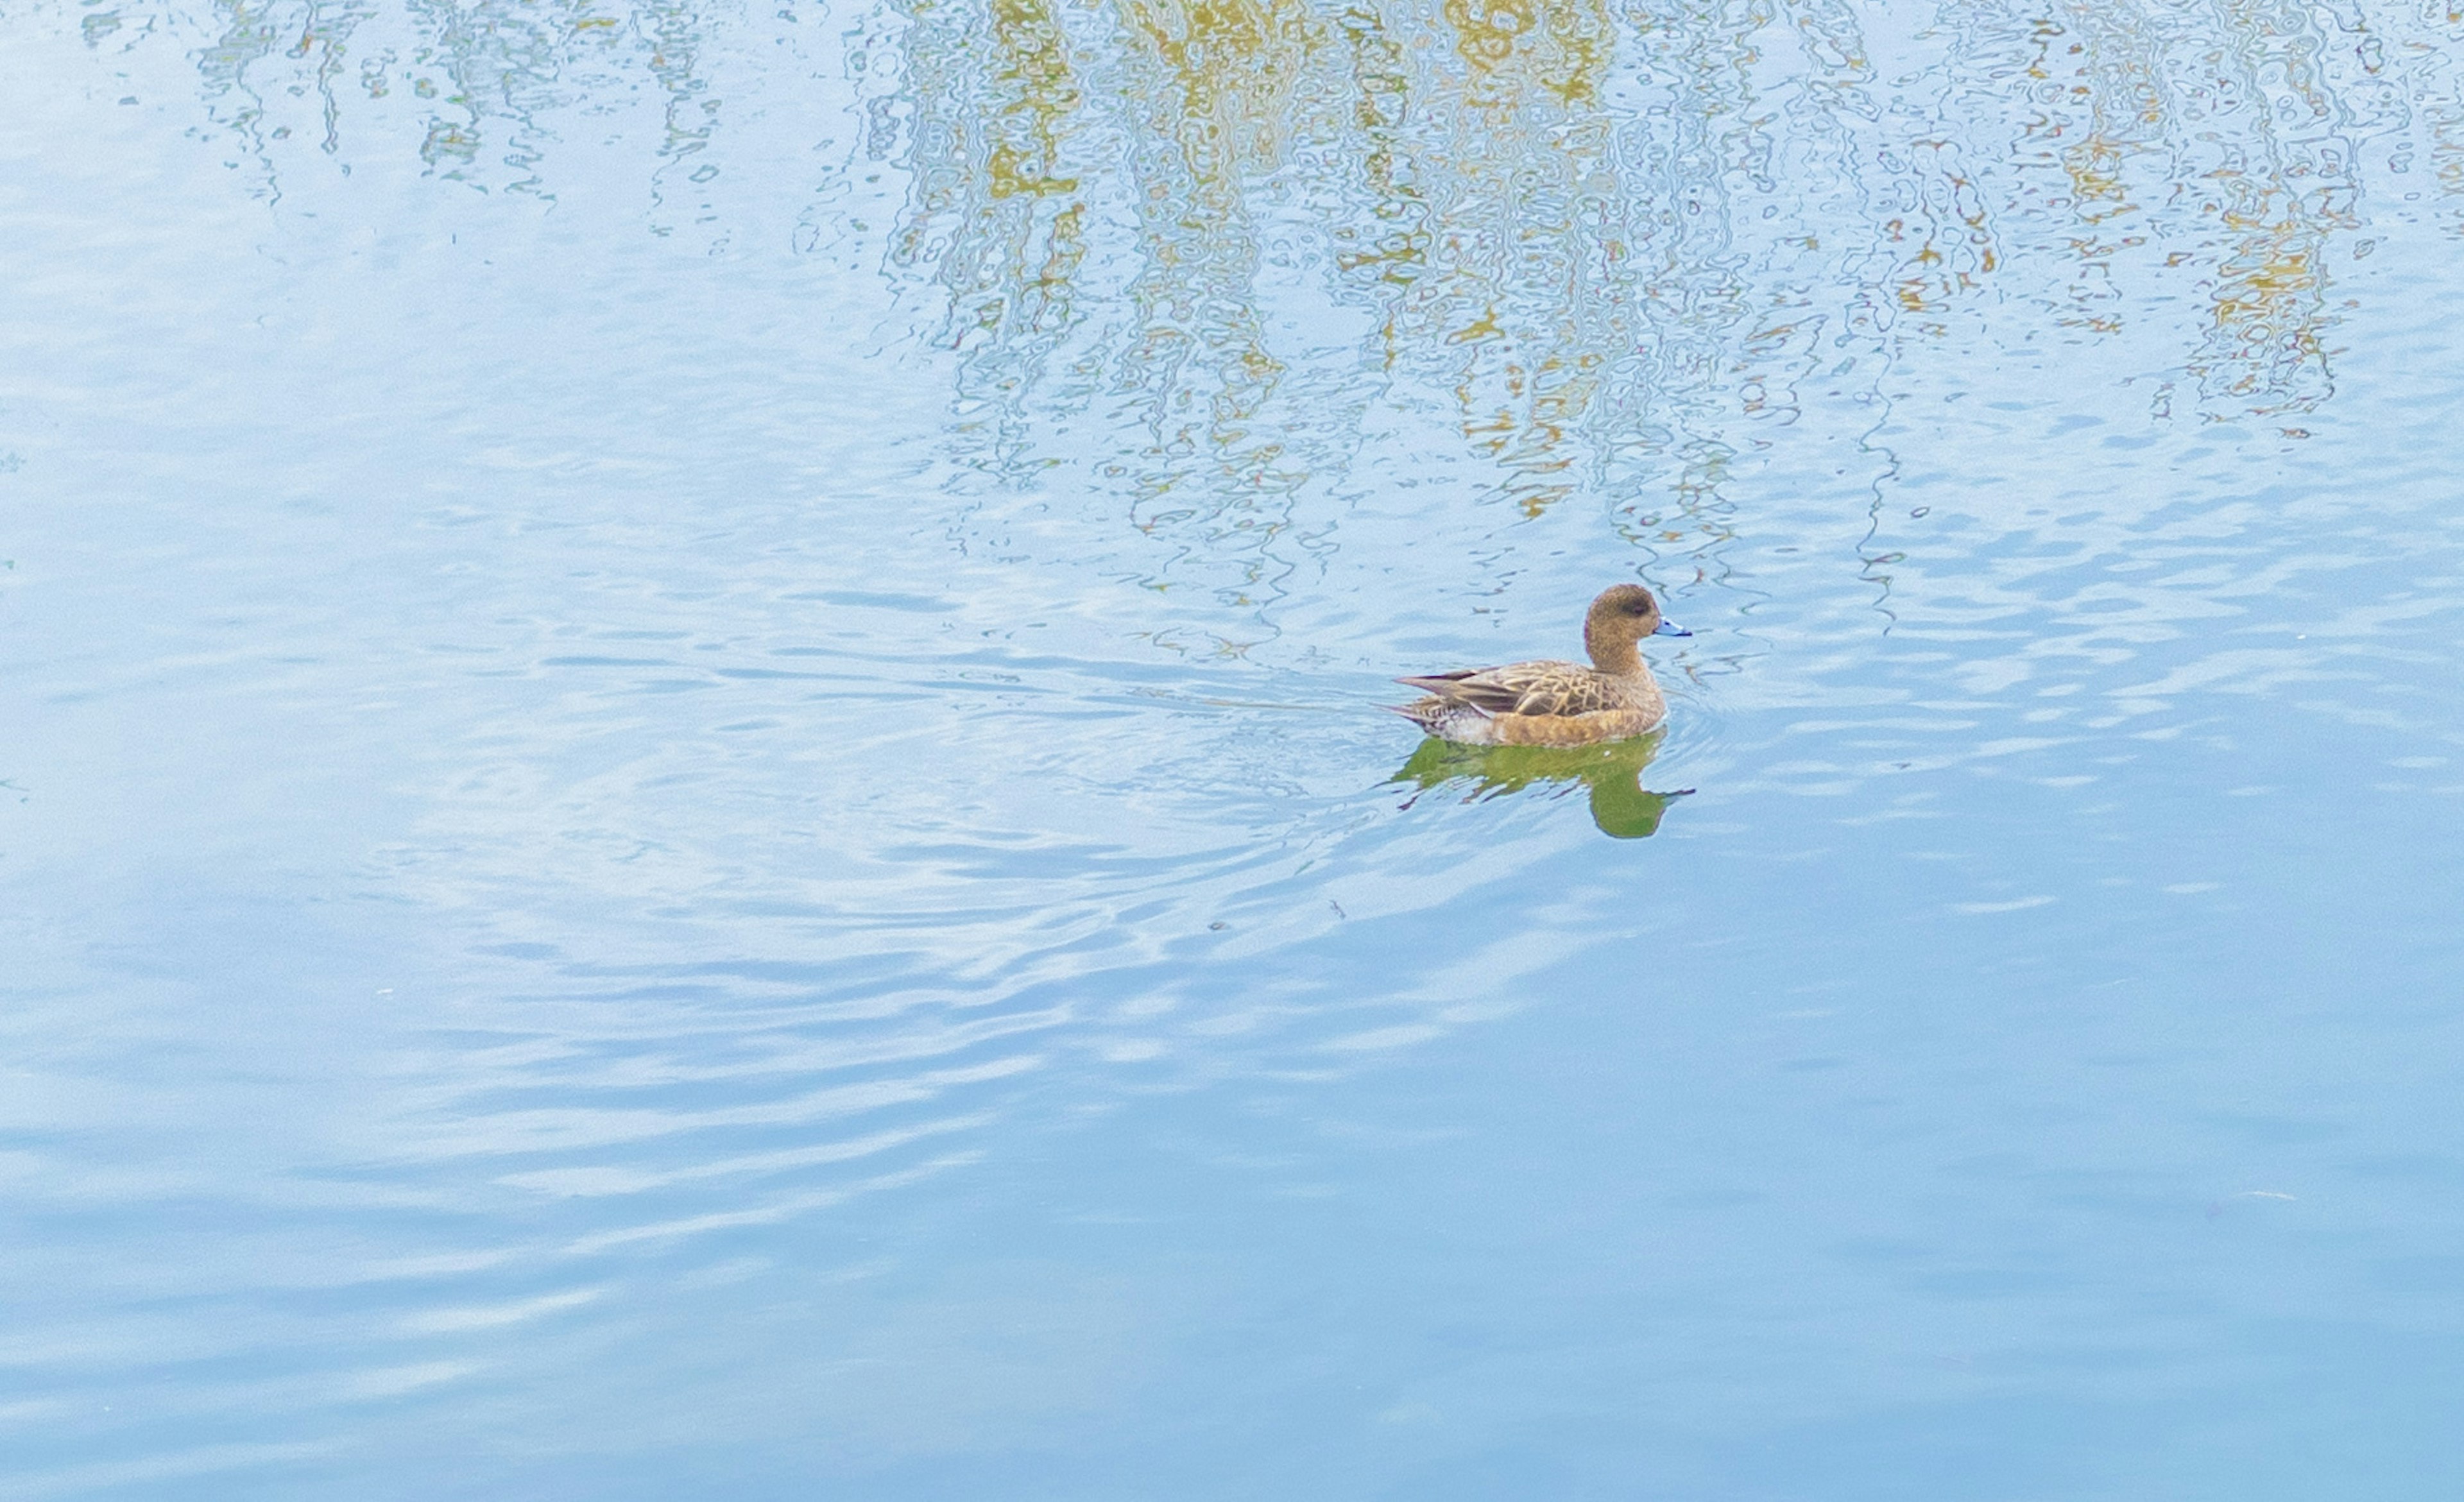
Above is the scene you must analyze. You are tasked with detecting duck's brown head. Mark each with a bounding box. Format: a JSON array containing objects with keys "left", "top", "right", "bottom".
[{"left": 1583, "top": 584, "right": 1685, "bottom": 672}]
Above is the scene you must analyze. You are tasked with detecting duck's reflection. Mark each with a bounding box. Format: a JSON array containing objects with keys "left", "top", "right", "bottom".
[{"left": 1390, "top": 733, "right": 1690, "bottom": 841}]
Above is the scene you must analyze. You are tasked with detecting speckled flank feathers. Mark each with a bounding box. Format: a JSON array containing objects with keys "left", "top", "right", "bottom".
[{"left": 1389, "top": 585, "right": 1677, "bottom": 747}]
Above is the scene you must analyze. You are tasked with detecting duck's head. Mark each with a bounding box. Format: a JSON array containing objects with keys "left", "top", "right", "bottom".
[{"left": 1584, "top": 584, "right": 1690, "bottom": 657}]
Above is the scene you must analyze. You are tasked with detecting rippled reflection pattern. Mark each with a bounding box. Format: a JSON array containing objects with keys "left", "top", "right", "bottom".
[
  {"left": 9, "top": 0, "right": 2464, "bottom": 1495},
  {"left": 1392, "top": 734, "right": 1688, "bottom": 839}
]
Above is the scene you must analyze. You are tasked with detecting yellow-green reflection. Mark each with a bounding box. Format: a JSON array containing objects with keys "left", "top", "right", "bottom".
[
  {"left": 128, "top": 0, "right": 2464, "bottom": 524},
  {"left": 1389, "top": 732, "right": 1688, "bottom": 841}
]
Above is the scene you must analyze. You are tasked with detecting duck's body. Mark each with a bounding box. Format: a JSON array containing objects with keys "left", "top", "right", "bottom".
[
  {"left": 1389, "top": 585, "right": 1683, "bottom": 747},
  {"left": 1390, "top": 658, "right": 1666, "bottom": 747}
]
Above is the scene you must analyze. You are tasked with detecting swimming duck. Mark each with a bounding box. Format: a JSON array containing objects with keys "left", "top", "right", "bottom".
[{"left": 1387, "top": 584, "right": 1688, "bottom": 747}]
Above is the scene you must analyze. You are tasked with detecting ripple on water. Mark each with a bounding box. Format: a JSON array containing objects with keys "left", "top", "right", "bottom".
[{"left": 7, "top": 0, "right": 2464, "bottom": 1490}]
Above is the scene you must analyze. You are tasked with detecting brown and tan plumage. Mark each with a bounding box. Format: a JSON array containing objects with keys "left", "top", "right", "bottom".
[{"left": 1387, "top": 585, "right": 1686, "bottom": 747}]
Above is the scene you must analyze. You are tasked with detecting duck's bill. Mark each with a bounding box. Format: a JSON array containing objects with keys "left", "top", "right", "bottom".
[{"left": 1653, "top": 619, "right": 1692, "bottom": 637}]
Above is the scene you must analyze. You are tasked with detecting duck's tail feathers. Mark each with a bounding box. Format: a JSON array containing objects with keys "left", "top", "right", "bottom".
[{"left": 1383, "top": 701, "right": 1454, "bottom": 732}]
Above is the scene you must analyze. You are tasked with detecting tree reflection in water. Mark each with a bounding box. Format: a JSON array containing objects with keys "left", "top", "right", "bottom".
[
  {"left": 130, "top": 0, "right": 2464, "bottom": 511},
  {"left": 90, "top": 0, "right": 2464, "bottom": 642}
]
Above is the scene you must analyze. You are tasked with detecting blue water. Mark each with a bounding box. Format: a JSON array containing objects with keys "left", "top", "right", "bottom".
[{"left": 6, "top": 0, "right": 2464, "bottom": 1494}]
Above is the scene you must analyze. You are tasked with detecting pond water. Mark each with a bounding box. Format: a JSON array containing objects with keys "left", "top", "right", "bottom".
[{"left": 6, "top": 0, "right": 2464, "bottom": 1494}]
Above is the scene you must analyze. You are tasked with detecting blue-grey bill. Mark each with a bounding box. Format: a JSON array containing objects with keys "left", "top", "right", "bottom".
[{"left": 1654, "top": 619, "right": 1691, "bottom": 637}]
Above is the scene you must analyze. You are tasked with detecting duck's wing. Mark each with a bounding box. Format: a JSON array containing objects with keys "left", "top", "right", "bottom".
[{"left": 1394, "top": 660, "right": 1613, "bottom": 717}]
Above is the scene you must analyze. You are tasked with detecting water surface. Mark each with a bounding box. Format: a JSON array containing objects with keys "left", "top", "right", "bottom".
[{"left": 6, "top": 0, "right": 2464, "bottom": 1494}]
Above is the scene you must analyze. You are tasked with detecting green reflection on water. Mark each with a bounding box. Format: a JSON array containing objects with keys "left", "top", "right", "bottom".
[{"left": 1390, "top": 731, "right": 1689, "bottom": 841}]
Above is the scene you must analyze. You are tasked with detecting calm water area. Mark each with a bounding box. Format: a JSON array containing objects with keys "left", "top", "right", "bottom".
[{"left": 6, "top": 0, "right": 2464, "bottom": 1494}]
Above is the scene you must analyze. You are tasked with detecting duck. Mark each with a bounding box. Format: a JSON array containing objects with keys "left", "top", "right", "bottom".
[{"left": 1387, "top": 584, "right": 1688, "bottom": 747}]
